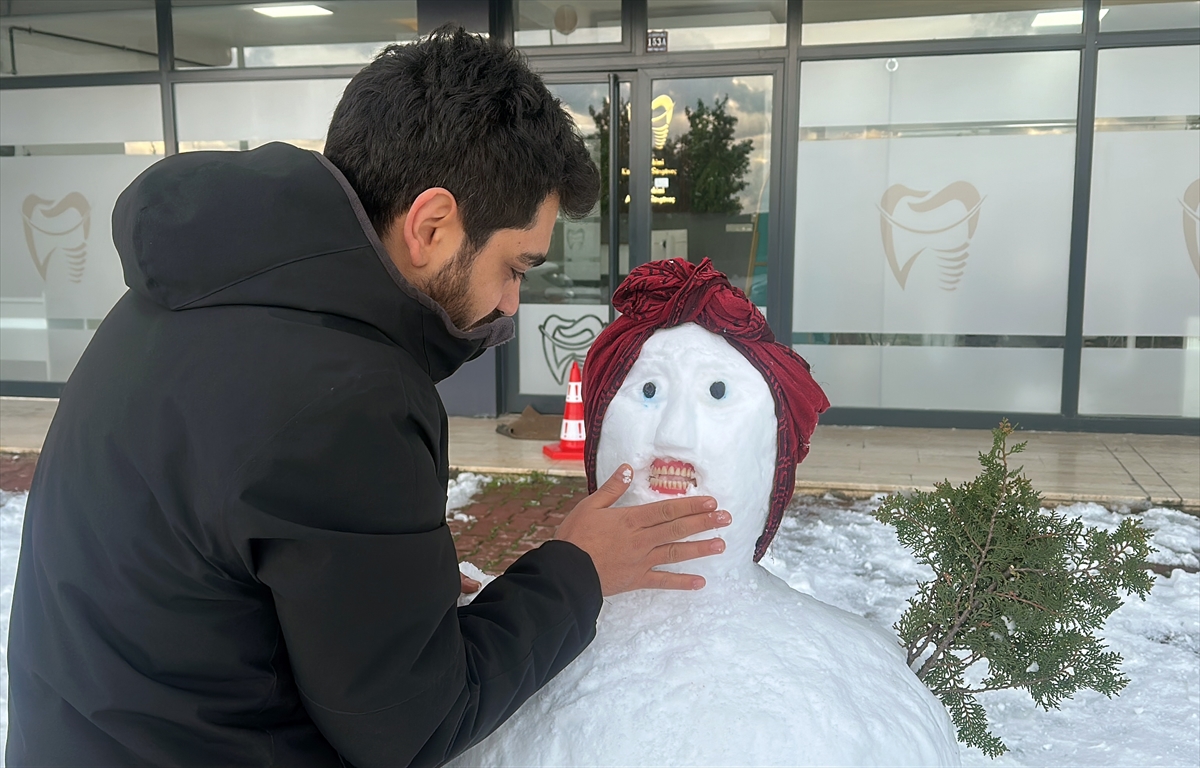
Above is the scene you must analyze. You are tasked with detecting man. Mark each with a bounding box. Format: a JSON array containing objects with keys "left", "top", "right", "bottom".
[{"left": 5, "top": 28, "right": 728, "bottom": 767}]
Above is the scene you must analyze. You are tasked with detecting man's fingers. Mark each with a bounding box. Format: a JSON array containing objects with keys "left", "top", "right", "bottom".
[
  {"left": 588, "top": 464, "right": 634, "bottom": 509},
  {"left": 652, "top": 537, "right": 725, "bottom": 566},
  {"left": 630, "top": 495, "right": 718, "bottom": 529},
  {"left": 460, "top": 573, "right": 481, "bottom": 594},
  {"left": 637, "top": 569, "right": 706, "bottom": 591},
  {"left": 653, "top": 508, "right": 731, "bottom": 546}
]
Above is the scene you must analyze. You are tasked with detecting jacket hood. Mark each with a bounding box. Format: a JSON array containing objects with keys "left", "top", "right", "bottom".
[{"left": 112, "top": 142, "right": 513, "bottom": 382}]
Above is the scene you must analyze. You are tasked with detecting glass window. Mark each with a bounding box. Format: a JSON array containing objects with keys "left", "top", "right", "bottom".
[
  {"left": 1, "top": 0, "right": 158, "bottom": 77},
  {"left": 1, "top": 86, "right": 164, "bottom": 384},
  {"left": 646, "top": 1, "right": 786, "bottom": 51},
  {"left": 1079, "top": 45, "right": 1200, "bottom": 417},
  {"left": 175, "top": 79, "right": 350, "bottom": 152},
  {"left": 517, "top": 81, "right": 628, "bottom": 397},
  {"left": 647, "top": 76, "right": 773, "bottom": 308},
  {"left": 792, "top": 52, "right": 1080, "bottom": 412},
  {"left": 171, "top": 0, "right": 488, "bottom": 70},
  {"left": 514, "top": 0, "right": 622, "bottom": 47},
  {"left": 1101, "top": 0, "right": 1200, "bottom": 31},
  {"left": 801, "top": 0, "right": 1084, "bottom": 45}
]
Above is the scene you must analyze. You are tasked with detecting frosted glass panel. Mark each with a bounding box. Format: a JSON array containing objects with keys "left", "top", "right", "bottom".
[
  {"left": 1081, "top": 46, "right": 1200, "bottom": 417},
  {"left": 795, "top": 132, "right": 1075, "bottom": 335},
  {"left": 1, "top": 84, "right": 165, "bottom": 383},
  {"left": 798, "top": 52, "right": 1080, "bottom": 128},
  {"left": 1, "top": 153, "right": 158, "bottom": 382},
  {"left": 794, "top": 51, "right": 1078, "bottom": 412},
  {"left": 0, "top": 85, "right": 163, "bottom": 145},
  {"left": 1079, "top": 346, "right": 1200, "bottom": 417},
  {"left": 1083, "top": 129, "right": 1200, "bottom": 336},
  {"left": 796, "top": 345, "right": 1063, "bottom": 413},
  {"left": 175, "top": 79, "right": 350, "bottom": 150},
  {"left": 1094, "top": 46, "right": 1200, "bottom": 119}
]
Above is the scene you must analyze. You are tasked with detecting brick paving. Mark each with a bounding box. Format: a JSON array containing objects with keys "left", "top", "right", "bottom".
[
  {"left": 447, "top": 473, "right": 586, "bottom": 574},
  {"left": 1, "top": 452, "right": 38, "bottom": 493}
]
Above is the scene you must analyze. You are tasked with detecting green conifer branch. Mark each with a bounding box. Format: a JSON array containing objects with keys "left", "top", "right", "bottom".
[{"left": 874, "top": 420, "right": 1156, "bottom": 757}]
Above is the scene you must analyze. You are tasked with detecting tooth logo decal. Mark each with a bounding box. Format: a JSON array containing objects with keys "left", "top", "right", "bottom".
[
  {"left": 22, "top": 192, "right": 91, "bottom": 283},
  {"left": 878, "top": 182, "right": 984, "bottom": 291},
  {"left": 539, "top": 314, "right": 607, "bottom": 385},
  {"left": 1182, "top": 178, "right": 1200, "bottom": 277},
  {"left": 629, "top": 95, "right": 676, "bottom": 150}
]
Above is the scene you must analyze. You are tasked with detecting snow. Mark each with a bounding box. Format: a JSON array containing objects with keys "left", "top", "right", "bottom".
[
  {"left": 763, "top": 494, "right": 1200, "bottom": 768},
  {"left": 446, "top": 472, "right": 490, "bottom": 523},
  {"left": 2, "top": 487, "right": 1197, "bottom": 766}
]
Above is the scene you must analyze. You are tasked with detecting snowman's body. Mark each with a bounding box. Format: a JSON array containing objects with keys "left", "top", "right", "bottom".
[
  {"left": 451, "top": 324, "right": 960, "bottom": 767},
  {"left": 454, "top": 568, "right": 960, "bottom": 767}
]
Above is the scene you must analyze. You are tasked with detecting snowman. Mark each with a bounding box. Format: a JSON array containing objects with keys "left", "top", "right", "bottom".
[{"left": 452, "top": 260, "right": 961, "bottom": 767}]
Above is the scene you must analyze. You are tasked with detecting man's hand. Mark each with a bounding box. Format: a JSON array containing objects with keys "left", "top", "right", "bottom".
[
  {"left": 460, "top": 573, "right": 481, "bottom": 595},
  {"left": 554, "top": 464, "right": 730, "bottom": 596}
]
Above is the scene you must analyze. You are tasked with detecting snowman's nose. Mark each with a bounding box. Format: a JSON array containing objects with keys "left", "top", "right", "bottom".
[{"left": 653, "top": 390, "right": 697, "bottom": 452}]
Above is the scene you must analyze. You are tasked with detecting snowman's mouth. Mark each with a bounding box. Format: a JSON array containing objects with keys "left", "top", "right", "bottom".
[{"left": 648, "top": 459, "right": 697, "bottom": 496}]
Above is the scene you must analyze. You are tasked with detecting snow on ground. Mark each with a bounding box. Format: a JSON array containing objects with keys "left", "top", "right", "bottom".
[
  {"left": 446, "top": 472, "right": 491, "bottom": 523},
  {"left": 763, "top": 494, "right": 1200, "bottom": 768},
  {"left": 0, "top": 492, "right": 22, "bottom": 758},
  {"left": 1, "top": 488, "right": 1197, "bottom": 766}
]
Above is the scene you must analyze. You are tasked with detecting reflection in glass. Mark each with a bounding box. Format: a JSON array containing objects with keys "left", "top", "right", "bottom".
[
  {"left": 514, "top": 0, "right": 622, "bottom": 46},
  {"left": 646, "top": 1, "right": 786, "bottom": 51},
  {"left": 1080, "top": 45, "right": 1200, "bottom": 417},
  {"left": 516, "top": 81, "right": 628, "bottom": 397},
  {"left": 649, "top": 76, "right": 773, "bottom": 305},
  {"left": 793, "top": 52, "right": 1079, "bottom": 412},
  {"left": 1, "top": 1, "right": 158, "bottom": 77},
  {"left": 1101, "top": 0, "right": 1200, "bottom": 31},
  {"left": 801, "top": 0, "right": 1084, "bottom": 45},
  {"left": 171, "top": 0, "right": 488, "bottom": 69},
  {"left": 520, "top": 81, "right": 629, "bottom": 307}
]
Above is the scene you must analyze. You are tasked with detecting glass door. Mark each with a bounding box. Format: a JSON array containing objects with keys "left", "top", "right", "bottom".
[
  {"left": 644, "top": 71, "right": 777, "bottom": 310},
  {"left": 503, "top": 74, "right": 632, "bottom": 413}
]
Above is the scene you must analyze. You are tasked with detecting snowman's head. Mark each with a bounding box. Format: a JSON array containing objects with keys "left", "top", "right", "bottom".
[
  {"left": 595, "top": 323, "right": 777, "bottom": 564},
  {"left": 583, "top": 258, "right": 829, "bottom": 561}
]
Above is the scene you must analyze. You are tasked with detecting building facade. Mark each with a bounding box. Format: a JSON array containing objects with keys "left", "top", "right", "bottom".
[{"left": 2, "top": 0, "right": 1197, "bottom": 434}]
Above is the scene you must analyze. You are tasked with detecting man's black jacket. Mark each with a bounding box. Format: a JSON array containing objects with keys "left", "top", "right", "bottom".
[{"left": 5, "top": 143, "right": 603, "bottom": 767}]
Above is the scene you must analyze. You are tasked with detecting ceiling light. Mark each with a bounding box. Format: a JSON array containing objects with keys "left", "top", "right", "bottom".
[
  {"left": 253, "top": 4, "right": 333, "bottom": 18},
  {"left": 1030, "top": 8, "right": 1107, "bottom": 27}
]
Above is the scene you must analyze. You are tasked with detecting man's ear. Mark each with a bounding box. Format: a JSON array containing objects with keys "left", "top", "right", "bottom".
[{"left": 401, "top": 188, "right": 462, "bottom": 270}]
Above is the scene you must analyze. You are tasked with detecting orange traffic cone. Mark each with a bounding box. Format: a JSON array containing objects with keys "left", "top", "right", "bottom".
[{"left": 543, "top": 361, "right": 586, "bottom": 461}]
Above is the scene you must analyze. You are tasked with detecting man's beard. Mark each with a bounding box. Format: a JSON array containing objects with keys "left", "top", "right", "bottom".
[{"left": 422, "top": 244, "right": 504, "bottom": 331}]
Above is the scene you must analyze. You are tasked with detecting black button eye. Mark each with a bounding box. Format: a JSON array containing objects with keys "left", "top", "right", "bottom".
[
  {"left": 710, "top": 381, "right": 726, "bottom": 400},
  {"left": 643, "top": 382, "right": 657, "bottom": 399}
]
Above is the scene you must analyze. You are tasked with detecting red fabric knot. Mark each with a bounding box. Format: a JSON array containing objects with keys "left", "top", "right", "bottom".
[{"left": 584, "top": 258, "right": 830, "bottom": 561}]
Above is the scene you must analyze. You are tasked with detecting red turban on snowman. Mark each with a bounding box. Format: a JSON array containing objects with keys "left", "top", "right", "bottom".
[{"left": 583, "top": 258, "right": 831, "bottom": 561}]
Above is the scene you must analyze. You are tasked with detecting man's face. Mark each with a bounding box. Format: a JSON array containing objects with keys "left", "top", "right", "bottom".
[
  {"left": 595, "top": 323, "right": 778, "bottom": 566},
  {"left": 424, "top": 196, "right": 559, "bottom": 330}
]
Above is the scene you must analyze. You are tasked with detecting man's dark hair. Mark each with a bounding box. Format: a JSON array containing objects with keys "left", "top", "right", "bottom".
[{"left": 325, "top": 26, "right": 600, "bottom": 249}]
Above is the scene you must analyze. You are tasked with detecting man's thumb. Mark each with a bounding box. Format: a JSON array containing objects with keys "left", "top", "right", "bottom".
[{"left": 592, "top": 464, "right": 634, "bottom": 507}]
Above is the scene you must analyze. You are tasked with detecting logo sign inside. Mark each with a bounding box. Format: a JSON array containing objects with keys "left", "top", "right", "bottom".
[
  {"left": 22, "top": 192, "right": 91, "bottom": 283},
  {"left": 539, "top": 314, "right": 607, "bottom": 385},
  {"left": 878, "top": 182, "right": 984, "bottom": 292},
  {"left": 1182, "top": 178, "right": 1199, "bottom": 277}
]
